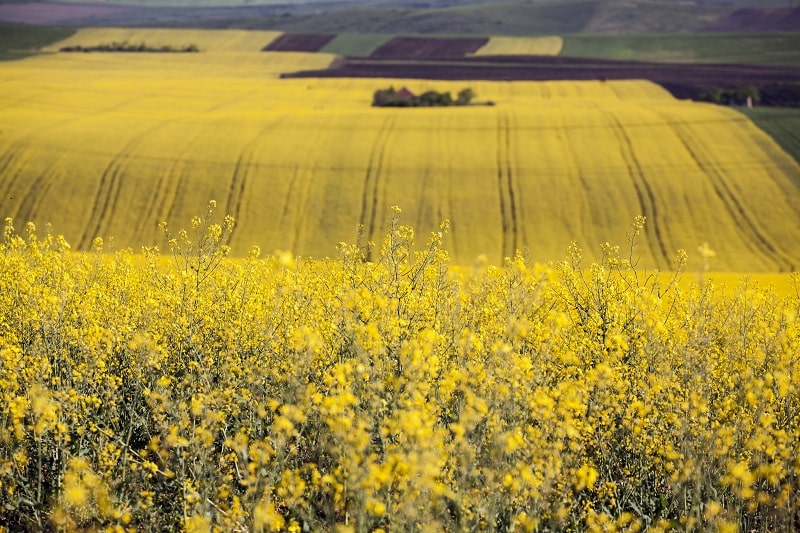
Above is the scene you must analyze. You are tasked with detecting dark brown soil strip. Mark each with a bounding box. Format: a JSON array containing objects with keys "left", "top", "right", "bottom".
[
  {"left": 262, "top": 33, "right": 336, "bottom": 52},
  {"left": 281, "top": 56, "right": 800, "bottom": 103},
  {"left": 368, "top": 37, "right": 489, "bottom": 60}
]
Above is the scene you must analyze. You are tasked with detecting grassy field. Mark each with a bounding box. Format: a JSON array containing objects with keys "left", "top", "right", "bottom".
[
  {"left": 1, "top": 27, "right": 800, "bottom": 273},
  {"left": 0, "top": 23, "right": 75, "bottom": 61},
  {"left": 320, "top": 33, "right": 391, "bottom": 57},
  {"left": 741, "top": 106, "right": 800, "bottom": 173},
  {"left": 561, "top": 33, "right": 800, "bottom": 65}
]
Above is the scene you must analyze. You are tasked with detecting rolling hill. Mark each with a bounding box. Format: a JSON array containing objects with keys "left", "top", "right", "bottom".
[{"left": 1, "top": 28, "right": 799, "bottom": 272}]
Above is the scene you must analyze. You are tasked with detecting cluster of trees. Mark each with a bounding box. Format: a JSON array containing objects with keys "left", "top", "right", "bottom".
[
  {"left": 372, "top": 86, "right": 477, "bottom": 107},
  {"left": 699, "top": 83, "right": 800, "bottom": 108},
  {"left": 60, "top": 42, "right": 199, "bottom": 53},
  {"left": 699, "top": 85, "right": 760, "bottom": 106}
]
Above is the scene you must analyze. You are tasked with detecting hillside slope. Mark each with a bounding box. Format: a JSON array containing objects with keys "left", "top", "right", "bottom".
[{"left": 1, "top": 29, "right": 799, "bottom": 272}]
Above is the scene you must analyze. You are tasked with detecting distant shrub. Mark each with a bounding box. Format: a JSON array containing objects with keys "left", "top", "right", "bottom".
[
  {"left": 60, "top": 41, "right": 200, "bottom": 53},
  {"left": 699, "top": 84, "right": 760, "bottom": 106},
  {"left": 372, "top": 86, "right": 475, "bottom": 107}
]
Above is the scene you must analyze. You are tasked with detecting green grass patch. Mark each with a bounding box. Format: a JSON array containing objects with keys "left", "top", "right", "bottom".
[
  {"left": 741, "top": 107, "right": 800, "bottom": 174},
  {"left": 0, "top": 23, "right": 75, "bottom": 61},
  {"left": 561, "top": 33, "right": 800, "bottom": 66},
  {"left": 319, "top": 33, "right": 390, "bottom": 57}
]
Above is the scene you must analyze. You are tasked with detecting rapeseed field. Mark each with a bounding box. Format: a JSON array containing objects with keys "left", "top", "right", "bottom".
[
  {"left": 1, "top": 28, "right": 799, "bottom": 270},
  {"left": 472, "top": 36, "right": 563, "bottom": 56},
  {"left": 1, "top": 207, "right": 798, "bottom": 531}
]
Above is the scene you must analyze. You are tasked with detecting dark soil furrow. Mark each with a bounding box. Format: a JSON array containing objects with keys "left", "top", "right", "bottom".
[{"left": 263, "top": 33, "right": 336, "bottom": 53}]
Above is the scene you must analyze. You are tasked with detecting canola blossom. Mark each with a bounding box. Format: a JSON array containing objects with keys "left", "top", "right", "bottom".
[
  {"left": 472, "top": 36, "right": 564, "bottom": 56},
  {"left": 1, "top": 28, "right": 799, "bottom": 270},
  {"left": 1, "top": 208, "right": 798, "bottom": 532}
]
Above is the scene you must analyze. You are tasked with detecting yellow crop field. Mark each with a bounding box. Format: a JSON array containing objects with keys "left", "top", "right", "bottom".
[
  {"left": 42, "top": 27, "right": 283, "bottom": 52},
  {"left": 472, "top": 36, "right": 564, "bottom": 56},
  {"left": 1, "top": 213, "right": 799, "bottom": 531},
  {"left": 1, "top": 29, "right": 800, "bottom": 274}
]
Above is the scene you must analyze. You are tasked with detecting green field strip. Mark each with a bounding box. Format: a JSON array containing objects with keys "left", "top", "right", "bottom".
[
  {"left": 0, "top": 23, "right": 75, "bottom": 61},
  {"left": 740, "top": 107, "right": 800, "bottom": 179},
  {"left": 320, "top": 33, "right": 392, "bottom": 57},
  {"left": 561, "top": 33, "right": 800, "bottom": 66}
]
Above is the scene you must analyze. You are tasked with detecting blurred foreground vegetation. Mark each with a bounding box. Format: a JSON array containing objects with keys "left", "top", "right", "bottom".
[{"left": 1, "top": 206, "right": 798, "bottom": 532}]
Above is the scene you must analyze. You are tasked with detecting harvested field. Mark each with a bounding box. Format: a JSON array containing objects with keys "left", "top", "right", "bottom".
[
  {"left": 368, "top": 37, "right": 488, "bottom": 60},
  {"left": 262, "top": 33, "right": 336, "bottom": 52},
  {"left": 703, "top": 8, "right": 800, "bottom": 32},
  {"left": 282, "top": 55, "right": 800, "bottom": 103}
]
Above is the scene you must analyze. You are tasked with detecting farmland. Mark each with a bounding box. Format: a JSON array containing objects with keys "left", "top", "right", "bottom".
[
  {"left": 1, "top": 12, "right": 800, "bottom": 533},
  {"left": 1, "top": 28, "right": 800, "bottom": 272},
  {"left": 2, "top": 207, "right": 800, "bottom": 531}
]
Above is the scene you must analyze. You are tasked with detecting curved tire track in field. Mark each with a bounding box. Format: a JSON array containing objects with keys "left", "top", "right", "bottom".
[
  {"left": 496, "top": 111, "right": 518, "bottom": 259},
  {"left": 659, "top": 112, "right": 795, "bottom": 271},
  {"left": 134, "top": 132, "right": 204, "bottom": 243},
  {"left": 224, "top": 118, "right": 287, "bottom": 243},
  {"left": 78, "top": 123, "right": 165, "bottom": 250},
  {"left": 442, "top": 121, "right": 457, "bottom": 259},
  {"left": 606, "top": 112, "right": 671, "bottom": 269},
  {"left": 0, "top": 120, "right": 83, "bottom": 206},
  {"left": 0, "top": 141, "right": 31, "bottom": 205},
  {"left": 359, "top": 115, "right": 396, "bottom": 261},
  {"left": 560, "top": 119, "right": 596, "bottom": 249},
  {"left": 14, "top": 150, "right": 71, "bottom": 228},
  {"left": 279, "top": 121, "right": 325, "bottom": 253}
]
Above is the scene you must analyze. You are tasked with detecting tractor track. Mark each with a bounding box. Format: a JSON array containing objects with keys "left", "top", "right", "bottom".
[
  {"left": 607, "top": 112, "right": 671, "bottom": 269},
  {"left": 78, "top": 123, "right": 165, "bottom": 250},
  {"left": 496, "top": 111, "right": 518, "bottom": 259},
  {"left": 359, "top": 115, "right": 396, "bottom": 260},
  {"left": 660, "top": 111, "right": 796, "bottom": 271}
]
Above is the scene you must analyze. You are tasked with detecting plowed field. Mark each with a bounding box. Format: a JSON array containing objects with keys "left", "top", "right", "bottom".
[
  {"left": 283, "top": 55, "right": 800, "bottom": 102},
  {"left": 369, "top": 37, "right": 489, "bottom": 60},
  {"left": 263, "top": 34, "right": 336, "bottom": 52}
]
